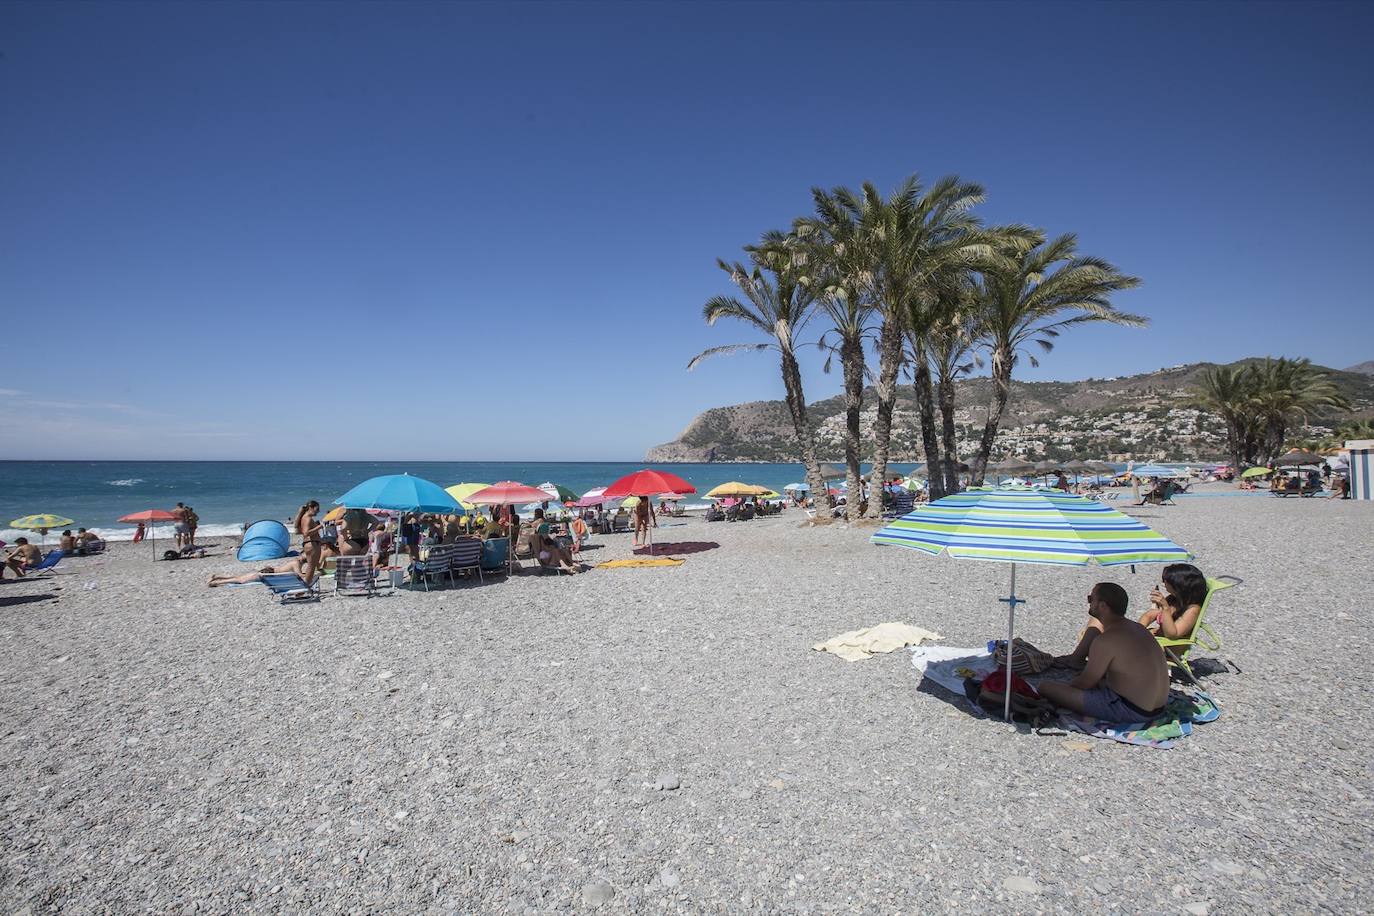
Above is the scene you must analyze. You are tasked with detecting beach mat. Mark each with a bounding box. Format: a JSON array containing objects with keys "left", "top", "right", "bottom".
[
  {"left": 596, "top": 558, "right": 684, "bottom": 569},
  {"left": 910, "top": 646, "right": 1220, "bottom": 749},
  {"left": 814, "top": 622, "right": 942, "bottom": 661}
]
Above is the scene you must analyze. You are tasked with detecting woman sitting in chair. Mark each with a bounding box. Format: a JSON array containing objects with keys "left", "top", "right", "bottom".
[
  {"left": 1138, "top": 562, "right": 1207, "bottom": 642},
  {"left": 1056, "top": 563, "right": 1207, "bottom": 667}
]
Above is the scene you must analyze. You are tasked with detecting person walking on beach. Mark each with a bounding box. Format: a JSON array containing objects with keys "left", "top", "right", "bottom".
[
  {"left": 185, "top": 505, "right": 199, "bottom": 547},
  {"left": 294, "top": 501, "right": 322, "bottom": 585},
  {"left": 133, "top": 521, "right": 146, "bottom": 543},
  {"left": 633, "top": 497, "right": 656, "bottom": 548}
]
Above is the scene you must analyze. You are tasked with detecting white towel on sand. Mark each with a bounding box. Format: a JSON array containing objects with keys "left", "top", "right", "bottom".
[{"left": 813, "top": 622, "right": 942, "bottom": 661}]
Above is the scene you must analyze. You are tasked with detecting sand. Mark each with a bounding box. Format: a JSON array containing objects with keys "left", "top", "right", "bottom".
[{"left": 1, "top": 486, "right": 1371, "bottom": 912}]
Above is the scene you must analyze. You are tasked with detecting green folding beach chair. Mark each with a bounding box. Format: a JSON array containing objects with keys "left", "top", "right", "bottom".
[{"left": 1157, "top": 574, "right": 1240, "bottom": 683}]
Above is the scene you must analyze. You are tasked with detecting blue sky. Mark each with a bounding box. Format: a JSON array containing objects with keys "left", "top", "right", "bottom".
[{"left": 2, "top": 1, "right": 1370, "bottom": 460}]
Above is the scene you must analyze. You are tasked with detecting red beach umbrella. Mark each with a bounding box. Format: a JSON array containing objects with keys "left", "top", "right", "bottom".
[
  {"left": 602, "top": 469, "right": 696, "bottom": 499},
  {"left": 119, "top": 509, "right": 179, "bottom": 558},
  {"left": 602, "top": 469, "right": 696, "bottom": 555}
]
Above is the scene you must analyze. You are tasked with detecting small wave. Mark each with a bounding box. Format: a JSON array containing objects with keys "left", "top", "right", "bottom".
[{"left": 107, "top": 478, "right": 145, "bottom": 487}]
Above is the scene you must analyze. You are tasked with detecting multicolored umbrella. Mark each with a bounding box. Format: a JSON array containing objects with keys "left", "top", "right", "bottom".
[
  {"left": 536, "top": 482, "right": 579, "bottom": 504},
  {"left": 872, "top": 486, "right": 1192, "bottom": 720},
  {"left": 574, "top": 487, "right": 617, "bottom": 508},
  {"left": 10, "top": 514, "right": 75, "bottom": 549},
  {"left": 11, "top": 514, "right": 74, "bottom": 531}
]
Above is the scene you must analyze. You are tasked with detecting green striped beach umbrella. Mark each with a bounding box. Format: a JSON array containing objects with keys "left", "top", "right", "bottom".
[{"left": 872, "top": 486, "right": 1192, "bottom": 720}]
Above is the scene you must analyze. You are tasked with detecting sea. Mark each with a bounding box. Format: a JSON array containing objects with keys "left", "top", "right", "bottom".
[{"left": 0, "top": 460, "right": 934, "bottom": 543}]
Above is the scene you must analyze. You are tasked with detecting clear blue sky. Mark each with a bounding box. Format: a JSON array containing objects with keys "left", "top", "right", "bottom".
[{"left": 3, "top": 1, "right": 1370, "bottom": 460}]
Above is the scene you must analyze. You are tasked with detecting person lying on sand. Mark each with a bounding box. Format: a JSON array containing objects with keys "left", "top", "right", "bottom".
[
  {"left": 206, "top": 557, "right": 309, "bottom": 588},
  {"left": 1039, "top": 582, "right": 1169, "bottom": 724}
]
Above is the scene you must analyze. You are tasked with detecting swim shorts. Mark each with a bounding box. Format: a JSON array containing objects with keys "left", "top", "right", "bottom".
[{"left": 1081, "top": 686, "right": 1164, "bottom": 724}]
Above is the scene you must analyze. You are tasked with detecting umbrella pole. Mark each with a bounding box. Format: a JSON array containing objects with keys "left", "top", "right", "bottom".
[{"left": 999, "top": 562, "right": 1025, "bottom": 723}]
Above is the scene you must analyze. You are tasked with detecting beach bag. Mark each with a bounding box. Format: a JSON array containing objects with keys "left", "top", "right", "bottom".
[
  {"left": 977, "top": 669, "right": 1056, "bottom": 724},
  {"left": 991, "top": 638, "right": 1055, "bottom": 675}
]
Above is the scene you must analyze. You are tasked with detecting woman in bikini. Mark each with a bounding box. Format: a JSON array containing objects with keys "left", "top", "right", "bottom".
[
  {"left": 294, "top": 501, "right": 323, "bottom": 586},
  {"left": 1138, "top": 562, "right": 1208, "bottom": 642}
]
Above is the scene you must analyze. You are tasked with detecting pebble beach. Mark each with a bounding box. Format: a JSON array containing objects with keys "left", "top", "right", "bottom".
[{"left": 2, "top": 485, "right": 1370, "bottom": 913}]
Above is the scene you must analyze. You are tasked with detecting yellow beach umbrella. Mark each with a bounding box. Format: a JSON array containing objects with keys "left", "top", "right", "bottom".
[
  {"left": 10, "top": 514, "right": 74, "bottom": 548},
  {"left": 705, "top": 482, "right": 770, "bottom": 499},
  {"left": 1240, "top": 467, "right": 1273, "bottom": 479},
  {"left": 759, "top": 490, "right": 781, "bottom": 499},
  {"left": 445, "top": 483, "right": 492, "bottom": 511},
  {"left": 11, "top": 514, "right": 75, "bottom": 530},
  {"left": 621, "top": 496, "right": 640, "bottom": 508}
]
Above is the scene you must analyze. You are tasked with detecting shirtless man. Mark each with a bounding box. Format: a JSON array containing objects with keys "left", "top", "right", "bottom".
[
  {"left": 207, "top": 556, "right": 309, "bottom": 588},
  {"left": 3, "top": 538, "right": 43, "bottom": 579},
  {"left": 1040, "top": 582, "right": 1169, "bottom": 723}
]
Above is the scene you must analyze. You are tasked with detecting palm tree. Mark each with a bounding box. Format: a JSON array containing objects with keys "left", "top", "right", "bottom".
[
  {"left": 688, "top": 244, "right": 830, "bottom": 509},
  {"left": 926, "top": 280, "right": 983, "bottom": 496},
  {"left": 801, "top": 176, "right": 1008, "bottom": 514},
  {"left": 1195, "top": 364, "right": 1257, "bottom": 470},
  {"left": 1250, "top": 357, "right": 1349, "bottom": 461},
  {"left": 794, "top": 192, "right": 877, "bottom": 520},
  {"left": 970, "top": 234, "right": 1145, "bottom": 483}
]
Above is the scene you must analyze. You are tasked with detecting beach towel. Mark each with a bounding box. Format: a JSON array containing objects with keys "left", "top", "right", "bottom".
[
  {"left": 910, "top": 645, "right": 1220, "bottom": 749},
  {"left": 814, "top": 622, "right": 942, "bottom": 661},
  {"left": 1061, "top": 691, "right": 1221, "bottom": 749},
  {"left": 596, "top": 558, "right": 684, "bottom": 569}
]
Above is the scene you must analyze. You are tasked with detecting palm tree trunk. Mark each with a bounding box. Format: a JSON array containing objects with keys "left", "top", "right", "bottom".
[
  {"left": 972, "top": 347, "right": 1013, "bottom": 485},
  {"left": 937, "top": 370, "right": 961, "bottom": 495},
  {"left": 840, "top": 334, "right": 866, "bottom": 521},
  {"left": 912, "top": 348, "right": 944, "bottom": 500},
  {"left": 865, "top": 317, "right": 905, "bottom": 518},
  {"left": 779, "top": 348, "right": 829, "bottom": 517},
  {"left": 1225, "top": 417, "right": 1244, "bottom": 472}
]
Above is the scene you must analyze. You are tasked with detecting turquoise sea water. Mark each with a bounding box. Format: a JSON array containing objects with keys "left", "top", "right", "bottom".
[{"left": 0, "top": 460, "right": 929, "bottom": 542}]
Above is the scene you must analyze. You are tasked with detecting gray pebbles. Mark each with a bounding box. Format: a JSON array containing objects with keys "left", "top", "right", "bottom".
[{"left": 1, "top": 487, "right": 1370, "bottom": 911}]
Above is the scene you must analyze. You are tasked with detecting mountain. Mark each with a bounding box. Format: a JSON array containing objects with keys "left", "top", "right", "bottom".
[
  {"left": 646, "top": 360, "right": 1374, "bottom": 463},
  {"left": 1345, "top": 360, "right": 1374, "bottom": 376}
]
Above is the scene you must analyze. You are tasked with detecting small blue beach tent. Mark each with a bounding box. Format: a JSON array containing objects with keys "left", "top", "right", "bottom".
[{"left": 237, "top": 519, "right": 292, "bottom": 562}]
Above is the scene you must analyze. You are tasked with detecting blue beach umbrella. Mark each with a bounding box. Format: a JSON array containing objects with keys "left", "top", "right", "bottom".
[
  {"left": 872, "top": 486, "right": 1191, "bottom": 721},
  {"left": 335, "top": 474, "right": 463, "bottom": 514}
]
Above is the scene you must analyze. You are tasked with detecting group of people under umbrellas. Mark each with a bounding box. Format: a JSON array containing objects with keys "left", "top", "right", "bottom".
[{"left": 279, "top": 469, "right": 698, "bottom": 583}]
